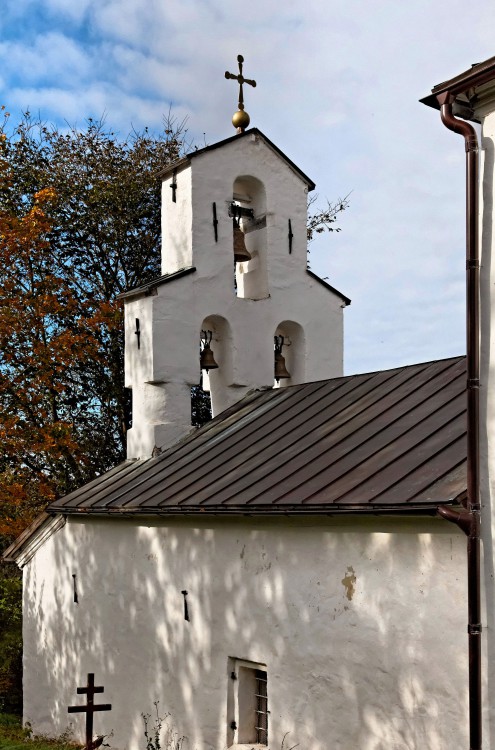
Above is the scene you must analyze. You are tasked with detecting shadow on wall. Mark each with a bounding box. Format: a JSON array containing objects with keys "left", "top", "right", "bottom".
[{"left": 23, "top": 516, "right": 468, "bottom": 750}]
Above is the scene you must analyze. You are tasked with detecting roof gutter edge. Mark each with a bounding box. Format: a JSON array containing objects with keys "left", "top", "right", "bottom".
[{"left": 46, "top": 503, "right": 456, "bottom": 518}]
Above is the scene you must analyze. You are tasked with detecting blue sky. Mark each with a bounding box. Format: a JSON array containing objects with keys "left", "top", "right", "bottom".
[{"left": 1, "top": 0, "right": 495, "bottom": 374}]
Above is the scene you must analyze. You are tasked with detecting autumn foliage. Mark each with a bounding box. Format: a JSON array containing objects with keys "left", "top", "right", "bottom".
[
  {"left": 0, "top": 110, "right": 186, "bottom": 547},
  {"left": 0, "top": 168, "right": 117, "bottom": 537}
]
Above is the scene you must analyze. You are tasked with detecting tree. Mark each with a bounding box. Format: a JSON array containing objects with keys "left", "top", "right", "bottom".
[
  {"left": 307, "top": 193, "right": 350, "bottom": 243},
  {"left": 0, "top": 572, "right": 22, "bottom": 713},
  {"left": 0, "top": 171, "right": 72, "bottom": 715},
  {"left": 306, "top": 193, "right": 350, "bottom": 270},
  {"left": 0, "top": 110, "right": 186, "bottom": 546},
  {"left": 191, "top": 382, "right": 213, "bottom": 428},
  {"left": 0, "top": 177, "right": 117, "bottom": 539}
]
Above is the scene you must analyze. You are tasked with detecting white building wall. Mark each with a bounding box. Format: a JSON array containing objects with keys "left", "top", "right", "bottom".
[
  {"left": 124, "top": 290, "right": 195, "bottom": 459},
  {"left": 125, "top": 134, "right": 346, "bottom": 458},
  {"left": 477, "top": 94, "right": 495, "bottom": 749},
  {"left": 161, "top": 167, "right": 193, "bottom": 275},
  {"left": 188, "top": 134, "right": 309, "bottom": 281},
  {"left": 22, "top": 515, "right": 468, "bottom": 750}
]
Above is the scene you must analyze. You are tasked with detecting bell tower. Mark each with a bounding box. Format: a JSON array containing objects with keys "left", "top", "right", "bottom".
[{"left": 122, "top": 58, "right": 350, "bottom": 460}]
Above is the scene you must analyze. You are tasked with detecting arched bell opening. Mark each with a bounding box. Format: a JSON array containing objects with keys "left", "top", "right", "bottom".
[
  {"left": 198, "top": 315, "right": 233, "bottom": 417},
  {"left": 231, "top": 175, "right": 269, "bottom": 300},
  {"left": 274, "top": 321, "right": 305, "bottom": 388}
]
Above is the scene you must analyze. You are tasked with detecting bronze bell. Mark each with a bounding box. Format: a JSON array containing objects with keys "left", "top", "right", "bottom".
[
  {"left": 274, "top": 351, "right": 291, "bottom": 382},
  {"left": 200, "top": 344, "right": 219, "bottom": 373},
  {"left": 233, "top": 225, "right": 252, "bottom": 263}
]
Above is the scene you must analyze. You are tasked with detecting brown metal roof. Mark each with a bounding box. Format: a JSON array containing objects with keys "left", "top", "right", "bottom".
[
  {"left": 431, "top": 56, "right": 495, "bottom": 98},
  {"left": 420, "top": 55, "right": 495, "bottom": 119},
  {"left": 47, "top": 356, "right": 466, "bottom": 517}
]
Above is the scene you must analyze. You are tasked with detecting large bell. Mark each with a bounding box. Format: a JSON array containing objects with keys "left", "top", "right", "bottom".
[
  {"left": 274, "top": 351, "right": 291, "bottom": 382},
  {"left": 233, "top": 225, "right": 252, "bottom": 263},
  {"left": 200, "top": 344, "right": 219, "bottom": 373}
]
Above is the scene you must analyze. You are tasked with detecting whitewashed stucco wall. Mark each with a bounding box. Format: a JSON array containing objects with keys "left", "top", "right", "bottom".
[
  {"left": 22, "top": 515, "right": 468, "bottom": 750},
  {"left": 124, "top": 133, "right": 347, "bottom": 459},
  {"left": 474, "top": 90, "right": 495, "bottom": 749}
]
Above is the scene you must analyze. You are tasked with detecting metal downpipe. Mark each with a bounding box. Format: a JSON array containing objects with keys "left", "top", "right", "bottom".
[{"left": 436, "top": 91, "right": 481, "bottom": 750}]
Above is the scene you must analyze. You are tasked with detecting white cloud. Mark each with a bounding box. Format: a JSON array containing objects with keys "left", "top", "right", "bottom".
[
  {"left": 2, "top": 0, "right": 495, "bottom": 374},
  {"left": 2, "top": 0, "right": 92, "bottom": 26},
  {"left": 40, "top": 0, "right": 93, "bottom": 23},
  {"left": 0, "top": 32, "right": 91, "bottom": 87}
]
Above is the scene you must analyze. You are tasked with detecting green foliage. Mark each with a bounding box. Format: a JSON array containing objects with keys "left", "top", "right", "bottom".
[
  {"left": 0, "top": 110, "right": 187, "bottom": 539},
  {"left": 0, "top": 713, "right": 81, "bottom": 750},
  {"left": 0, "top": 712, "right": 30, "bottom": 749},
  {"left": 190, "top": 383, "right": 212, "bottom": 428},
  {"left": 0, "top": 572, "right": 22, "bottom": 714}
]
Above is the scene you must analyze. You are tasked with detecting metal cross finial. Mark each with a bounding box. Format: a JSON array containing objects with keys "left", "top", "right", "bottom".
[
  {"left": 225, "top": 55, "right": 256, "bottom": 133},
  {"left": 225, "top": 55, "right": 256, "bottom": 111}
]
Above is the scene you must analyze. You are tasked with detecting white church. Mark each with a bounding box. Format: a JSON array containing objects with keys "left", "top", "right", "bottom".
[{"left": 7, "top": 54, "right": 495, "bottom": 750}]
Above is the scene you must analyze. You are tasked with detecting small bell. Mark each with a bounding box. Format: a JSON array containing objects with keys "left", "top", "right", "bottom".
[
  {"left": 200, "top": 345, "right": 219, "bottom": 373},
  {"left": 233, "top": 223, "right": 252, "bottom": 263},
  {"left": 274, "top": 351, "right": 291, "bottom": 382},
  {"left": 200, "top": 330, "right": 219, "bottom": 373},
  {"left": 274, "top": 334, "right": 291, "bottom": 382}
]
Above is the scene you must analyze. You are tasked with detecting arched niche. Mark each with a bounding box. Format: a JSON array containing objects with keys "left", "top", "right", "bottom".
[
  {"left": 274, "top": 321, "right": 305, "bottom": 388},
  {"left": 199, "top": 315, "right": 234, "bottom": 416},
  {"left": 233, "top": 175, "right": 269, "bottom": 300}
]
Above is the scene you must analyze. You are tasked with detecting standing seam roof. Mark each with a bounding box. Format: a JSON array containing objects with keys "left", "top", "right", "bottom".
[{"left": 48, "top": 356, "right": 467, "bottom": 516}]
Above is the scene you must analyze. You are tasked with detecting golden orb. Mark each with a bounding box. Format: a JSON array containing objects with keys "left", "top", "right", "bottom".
[{"left": 232, "top": 109, "right": 250, "bottom": 130}]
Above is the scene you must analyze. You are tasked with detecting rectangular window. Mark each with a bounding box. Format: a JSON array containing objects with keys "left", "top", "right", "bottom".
[
  {"left": 228, "top": 658, "right": 268, "bottom": 747},
  {"left": 254, "top": 669, "right": 268, "bottom": 745}
]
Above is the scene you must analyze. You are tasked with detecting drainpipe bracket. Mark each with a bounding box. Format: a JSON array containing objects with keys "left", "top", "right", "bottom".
[
  {"left": 466, "top": 259, "right": 480, "bottom": 269},
  {"left": 467, "top": 378, "right": 480, "bottom": 389},
  {"left": 465, "top": 135, "right": 479, "bottom": 153},
  {"left": 468, "top": 623, "right": 482, "bottom": 635}
]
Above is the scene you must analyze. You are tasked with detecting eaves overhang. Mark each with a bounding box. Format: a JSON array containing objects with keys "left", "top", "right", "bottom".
[
  {"left": 420, "top": 55, "right": 495, "bottom": 121},
  {"left": 2, "top": 513, "right": 66, "bottom": 567},
  {"left": 45, "top": 502, "right": 457, "bottom": 518},
  {"left": 4, "top": 494, "right": 462, "bottom": 561},
  {"left": 307, "top": 269, "right": 351, "bottom": 306},
  {"left": 158, "top": 128, "right": 316, "bottom": 191},
  {"left": 117, "top": 267, "right": 196, "bottom": 301}
]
